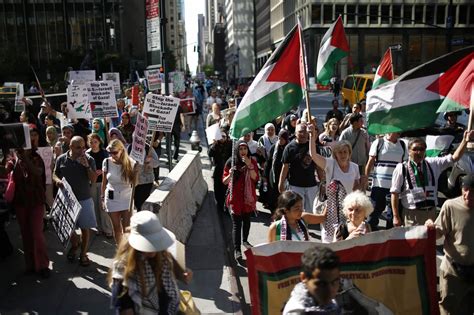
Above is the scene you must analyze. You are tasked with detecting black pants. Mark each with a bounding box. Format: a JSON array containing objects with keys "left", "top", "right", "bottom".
[
  {"left": 368, "top": 187, "right": 393, "bottom": 230},
  {"left": 213, "top": 173, "right": 227, "bottom": 212},
  {"left": 232, "top": 212, "right": 251, "bottom": 250},
  {"left": 0, "top": 211, "right": 13, "bottom": 260},
  {"left": 171, "top": 130, "right": 181, "bottom": 159},
  {"left": 134, "top": 183, "right": 153, "bottom": 211}
]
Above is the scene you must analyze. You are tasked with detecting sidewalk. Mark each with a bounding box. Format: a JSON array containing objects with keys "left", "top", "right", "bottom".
[{"left": 0, "top": 126, "right": 241, "bottom": 314}]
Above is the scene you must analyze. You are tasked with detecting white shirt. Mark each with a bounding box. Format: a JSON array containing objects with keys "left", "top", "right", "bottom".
[
  {"left": 369, "top": 138, "right": 407, "bottom": 189},
  {"left": 325, "top": 157, "right": 360, "bottom": 194}
]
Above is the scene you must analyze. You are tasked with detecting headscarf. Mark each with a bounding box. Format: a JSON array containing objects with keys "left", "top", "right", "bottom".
[
  {"left": 109, "top": 127, "right": 127, "bottom": 145},
  {"left": 92, "top": 118, "right": 107, "bottom": 144},
  {"left": 262, "top": 123, "right": 277, "bottom": 156}
]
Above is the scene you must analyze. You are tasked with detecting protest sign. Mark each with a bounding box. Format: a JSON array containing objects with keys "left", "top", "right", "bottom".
[
  {"left": 36, "top": 147, "right": 53, "bottom": 184},
  {"left": 180, "top": 98, "right": 195, "bottom": 115},
  {"left": 102, "top": 72, "right": 121, "bottom": 94},
  {"left": 67, "top": 84, "right": 92, "bottom": 119},
  {"left": 205, "top": 123, "right": 222, "bottom": 144},
  {"left": 146, "top": 0, "right": 160, "bottom": 52},
  {"left": 143, "top": 93, "right": 180, "bottom": 133},
  {"left": 68, "top": 70, "right": 96, "bottom": 84},
  {"left": 0, "top": 123, "right": 31, "bottom": 150},
  {"left": 14, "top": 83, "right": 25, "bottom": 112},
  {"left": 130, "top": 113, "right": 149, "bottom": 164},
  {"left": 246, "top": 227, "right": 438, "bottom": 315},
  {"left": 145, "top": 69, "right": 162, "bottom": 91},
  {"left": 50, "top": 179, "right": 82, "bottom": 249},
  {"left": 87, "top": 81, "right": 118, "bottom": 118},
  {"left": 169, "top": 71, "right": 185, "bottom": 93}
]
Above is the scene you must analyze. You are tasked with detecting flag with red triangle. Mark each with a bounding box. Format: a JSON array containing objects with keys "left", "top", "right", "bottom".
[
  {"left": 230, "top": 23, "right": 305, "bottom": 139},
  {"left": 373, "top": 48, "right": 394, "bottom": 89},
  {"left": 316, "top": 15, "right": 350, "bottom": 85}
]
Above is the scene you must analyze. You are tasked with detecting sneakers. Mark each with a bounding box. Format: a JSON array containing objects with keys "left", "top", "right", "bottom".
[
  {"left": 242, "top": 241, "right": 253, "bottom": 249},
  {"left": 234, "top": 250, "right": 242, "bottom": 261}
]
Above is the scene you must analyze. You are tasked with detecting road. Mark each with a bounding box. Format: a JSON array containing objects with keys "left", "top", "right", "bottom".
[{"left": 300, "top": 90, "right": 341, "bottom": 129}]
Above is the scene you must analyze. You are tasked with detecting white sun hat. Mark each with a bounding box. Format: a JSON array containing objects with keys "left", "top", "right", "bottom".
[{"left": 128, "top": 211, "right": 175, "bottom": 253}]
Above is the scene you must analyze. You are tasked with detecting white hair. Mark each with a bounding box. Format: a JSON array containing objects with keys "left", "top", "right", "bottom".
[{"left": 342, "top": 190, "right": 374, "bottom": 218}]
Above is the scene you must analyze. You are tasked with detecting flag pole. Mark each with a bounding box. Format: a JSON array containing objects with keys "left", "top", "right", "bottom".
[
  {"left": 297, "top": 16, "right": 312, "bottom": 123},
  {"left": 389, "top": 48, "right": 395, "bottom": 80},
  {"left": 468, "top": 81, "right": 473, "bottom": 149}
]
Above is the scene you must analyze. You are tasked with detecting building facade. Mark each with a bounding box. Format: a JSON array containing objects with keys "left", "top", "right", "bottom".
[{"left": 255, "top": 0, "right": 271, "bottom": 72}]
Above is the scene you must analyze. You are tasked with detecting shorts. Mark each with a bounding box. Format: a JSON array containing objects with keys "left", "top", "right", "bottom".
[{"left": 76, "top": 198, "right": 97, "bottom": 229}]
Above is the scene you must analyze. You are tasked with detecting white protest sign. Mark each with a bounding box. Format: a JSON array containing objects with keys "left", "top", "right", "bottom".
[
  {"left": 87, "top": 81, "right": 118, "bottom": 118},
  {"left": 50, "top": 179, "right": 82, "bottom": 249},
  {"left": 102, "top": 72, "right": 121, "bottom": 94},
  {"left": 67, "top": 84, "right": 92, "bottom": 119},
  {"left": 161, "top": 82, "right": 173, "bottom": 95},
  {"left": 143, "top": 93, "right": 180, "bottom": 133},
  {"left": 14, "top": 83, "right": 25, "bottom": 112},
  {"left": 205, "top": 123, "right": 222, "bottom": 144},
  {"left": 169, "top": 71, "right": 185, "bottom": 93},
  {"left": 130, "top": 113, "right": 149, "bottom": 164},
  {"left": 36, "top": 147, "right": 53, "bottom": 184},
  {"left": 145, "top": 69, "right": 162, "bottom": 91},
  {"left": 68, "top": 70, "right": 96, "bottom": 84}
]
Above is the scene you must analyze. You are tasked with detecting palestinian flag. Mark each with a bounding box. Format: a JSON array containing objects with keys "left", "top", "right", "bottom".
[
  {"left": 366, "top": 46, "right": 474, "bottom": 135},
  {"left": 425, "top": 135, "right": 455, "bottom": 157},
  {"left": 428, "top": 51, "right": 473, "bottom": 113},
  {"left": 316, "top": 15, "right": 349, "bottom": 86},
  {"left": 372, "top": 48, "right": 394, "bottom": 89},
  {"left": 230, "top": 23, "right": 305, "bottom": 139}
]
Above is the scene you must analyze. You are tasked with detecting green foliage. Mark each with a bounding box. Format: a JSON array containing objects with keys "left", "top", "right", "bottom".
[{"left": 203, "top": 64, "right": 214, "bottom": 77}]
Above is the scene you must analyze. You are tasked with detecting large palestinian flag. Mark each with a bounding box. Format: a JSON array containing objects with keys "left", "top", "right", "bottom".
[
  {"left": 366, "top": 46, "right": 474, "bottom": 135},
  {"left": 372, "top": 48, "right": 394, "bottom": 89},
  {"left": 230, "top": 23, "right": 305, "bottom": 139},
  {"left": 316, "top": 15, "right": 350, "bottom": 85}
]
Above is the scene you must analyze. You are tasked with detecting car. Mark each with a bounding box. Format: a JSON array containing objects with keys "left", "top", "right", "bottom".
[{"left": 341, "top": 74, "right": 374, "bottom": 111}]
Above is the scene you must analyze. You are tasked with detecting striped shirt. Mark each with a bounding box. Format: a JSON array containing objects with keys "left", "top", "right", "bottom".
[{"left": 369, "top": 138, "right": 407, "bottom": 189}]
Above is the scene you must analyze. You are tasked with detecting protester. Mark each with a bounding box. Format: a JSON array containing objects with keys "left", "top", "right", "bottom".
[
  {"left": 45, "top": 125, "right": 59, "bottom": 148},
  {"left": 334, "top": 191, "right": 373, "bottom": 241},
  {"left": 268, "top": 191, "right": 326, "bottom": 242},
  {"left": 86, "top": 133, "right": 113, "bottom": 238},
  {"left": 222, "top": 140, "right": 259, "bottom": 261},
  {"left": 206, "top": 89, "right": 222, "bottom": 112},
  {"left": 390, "top": 131, "right": 473, "bottom": 227},
  {"left": 257, "top": 123, "right": 277, "bottom": 158},
  {"left": 264, "top": 129, "right": 289, "bottom": 211},
  {"left": 279, "top": 122, "right": 319, "bottom": 213},
  {"left": 207, "top": 129, "right": 232, "bottom": 212},
  {"left": 102, "top": 139, "right": 136, "bottom": 245},
  {"left": 319, "top": 118, "right": 340, "bottom": 148},
  {"left": 108, "top": 127, "right": 127, "bottom": 146},
  {"left": 6, "top": 126, "right": 50, "bottom": 278},
  {"left": 283, "top": 246, "right": 341, "bottom": 314},
  {"left": 425, "top": 174, "right": 474, "bottom": 315},
  {"left": 206, "top": 102, "right": 221, "bottom": 128},
  {"left": 109, "top": 211, "right": 193, "bottom": 314},
  {"left": 282, "top": 113, "right": 298, "bottom": 137},
  {"left": 59, "top": 124, "right": 74, "bottom": 153},
  {"left": 192, "top": 83, "right": 205, "bottom": 131},
  {"left": 118, "top": 112, "right": 135, "bottom": 144},
  {"left": 171, "top": 105, "right": 185, "bottom": 161},
  {"left": 54, "top": 136, "right": 98, "bottom": 266},
  {"left": 325, "top": 99, "right": 344, "bottom": 123},
  {"left": 91, "top": 118, "right": 107, "bottom": 145},
  {"left": 131, "top": 145, "right": 159, "bottom": 211},
  {"left": 364, "top": 133, "right": 407, "bottom": 230},
  {"left": 339, "top": 103, "right": 363, "bottom": 131},
  {"left": 111, "top": 98, "right": 127, "bottom": 128},
  {"left": 339, "top": 113, "right": 369, "bottom": 175}
]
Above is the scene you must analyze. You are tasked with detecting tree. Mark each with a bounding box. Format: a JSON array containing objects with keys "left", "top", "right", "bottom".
[{"left": 203, "top": 64, "right": 214, "bottom": 77}]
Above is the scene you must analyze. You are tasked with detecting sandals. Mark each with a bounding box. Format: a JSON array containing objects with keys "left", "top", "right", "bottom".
[
  {"left": 67, "top": 245, "right": 79, "bottom": 262},
  {"left": 79, "top": 255, "right": 90, "bottom": 267}
]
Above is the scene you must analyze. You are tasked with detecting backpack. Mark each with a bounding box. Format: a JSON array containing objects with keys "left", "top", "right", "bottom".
[{"left": 375, "top": 138, "right": 406, "bottom": 162}]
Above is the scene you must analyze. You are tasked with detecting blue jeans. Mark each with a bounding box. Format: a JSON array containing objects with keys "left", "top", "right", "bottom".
[{"left": 368, "top": 187, "right": 392, "bottom": 231}]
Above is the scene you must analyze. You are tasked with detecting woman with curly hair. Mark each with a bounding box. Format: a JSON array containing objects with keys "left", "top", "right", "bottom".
[
  {"left": 109, "top": 211, "right": 192, "bottom": 314},
  {"left": 101, "top": 139, "right": 136, "bottom": 245},
  {"left": 334, "top": 191, "right": 373, "bottom": 241}
]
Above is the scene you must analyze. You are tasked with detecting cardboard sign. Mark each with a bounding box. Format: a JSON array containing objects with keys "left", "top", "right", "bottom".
[
  {"left": 180, "top": 98, "right": 195, "bottom": 115},
  {"left": 87, "top": 81, "right": 118, "bottom": 118},
  {"left": 67, "top": 84, "right": 92, "bottom": 119},
  {"left": 143, "top": 93, "right": 180, "bottom": 132},
  {"left": 36, "top": 147, "right": 53, "bottom": 185},
  {"left": 145, "top": 69, "right": 162, "bottom": 91},
  {"left": 50, "top": 179, "right": 82, "bottom": 249},
  {"left": 102, "top": 72, "right": 121, "bottom": 94},
  {"left": 68, "top": 70, "right": 96, "bottom": 84},
  {"left": 205, "top": 123, "right": 222, "bottom": 144},
  {"left": 169, "top": 71, "right": 185, "bottom": 93},
  {"left": 14, "top": 83, "right": 25, "bottom": 112},
  {"left": 130, "top": 113, "right": 149, "bottom": 164},
  {"left": 0, "top": 123, "right": 31, "bottom": 150}
]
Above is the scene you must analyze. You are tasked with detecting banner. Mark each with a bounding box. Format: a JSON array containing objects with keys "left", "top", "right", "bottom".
[
  {"left": 246, "top": 227, "right": 438, "bottom": 315},
  {"left": 36, "top": 147, "right": 53, "bottom": 185},
  {"left": 0, "top": 123, "right": 31, "bottom": 150},
  {"left": 102, "top": 72, "right": 121, "bottom": 94},
  {"left": 50, "top": 179, "right": 82, "bottom": 249},
  {"left": 130, "top": 113, "right": 149, "bottom": 164},
  {"left": 180, "top": 98, "right": 195, "bottom": 115},
  {"left": 67, "top": 84, "right": 92, "bottom": 119},
  {"left": 87, "top": 81, "right": 118, "bottom": 118},
  {"left": 143, "top": 93, "right": 180, "bottom": 132},
  {"left": 169, "top": 71, "right": 185, "bottom": 93},
  {"left": 68, "top": 70, "right": 96, "bottom": 84},
  {"left": 145, "top": 69, "right": 162, "bottom": 91}
]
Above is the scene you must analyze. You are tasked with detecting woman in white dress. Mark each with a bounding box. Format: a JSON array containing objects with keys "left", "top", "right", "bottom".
[{"left": 101, "top": 139, "right": 136, "bottom": 245}]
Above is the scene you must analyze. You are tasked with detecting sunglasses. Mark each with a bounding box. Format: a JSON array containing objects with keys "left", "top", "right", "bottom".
[
  {"left": 108, "top": 151, "right": 120, "bottom": 155},
  {"left": 411, "top": 147, "right": 426, "bottom": 152}
]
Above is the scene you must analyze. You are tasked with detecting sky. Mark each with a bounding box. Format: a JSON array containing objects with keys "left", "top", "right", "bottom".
[{"left": 185, "top": 0, "right": 205, "bottom": 75}]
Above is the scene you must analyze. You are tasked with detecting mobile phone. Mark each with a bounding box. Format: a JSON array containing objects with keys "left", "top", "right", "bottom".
[{"left": 108, "top": 190, "right": 114, "bottom": 200}]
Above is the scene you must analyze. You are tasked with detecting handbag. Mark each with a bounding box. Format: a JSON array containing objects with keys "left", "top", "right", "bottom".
[
  {"left": 178, "top": 290, "right": 201, "bottom": 315},
  {"left": 4, "top": 159, "right": 18, "bottom": 203}
]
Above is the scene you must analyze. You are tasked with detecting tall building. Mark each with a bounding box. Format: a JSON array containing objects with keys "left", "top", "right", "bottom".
[
  {"left": 225, "top": 0, "right": 255, "bottom": 82},
  {"left": 255, "top": 0, "right": 271, "bottom": 72},
  {"left": 164, "top": 0, "right": 187, "bottom": 71},
  {"left": 197, "top": 14, "right": 207, "bottom": 72}
]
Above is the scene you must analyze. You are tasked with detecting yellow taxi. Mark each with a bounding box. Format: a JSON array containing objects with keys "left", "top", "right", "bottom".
[{"left": 341, "top": 74, "right": 374, "bottom": 111}]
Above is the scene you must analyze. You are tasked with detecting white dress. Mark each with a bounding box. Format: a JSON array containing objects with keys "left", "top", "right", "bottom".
[{"left": 103, "top": 157, "right": 133, "bottom": 212}]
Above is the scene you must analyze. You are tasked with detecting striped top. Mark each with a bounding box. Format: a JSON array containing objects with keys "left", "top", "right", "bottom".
[{"left": 369, "top": 138, "right": 407, "bottom": 189}]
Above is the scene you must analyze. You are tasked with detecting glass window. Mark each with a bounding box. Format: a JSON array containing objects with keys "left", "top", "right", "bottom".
[
  {"left": 458, "top": 5, "right": 467, "bottom": 24},
  {"left": 365, "top": 35, "right": 379, "bottom": 73},
  {"left": 323, "top": 5, "right": 333, "bottom": 23},
  {"left": 408, "top": 35, "right": 422, "bottom": 68},
  {"left": 437, "top": 5, "right": 446, "bottom": 24},
  {"left": 347, "top": 5, "right": 356, "bottom": 24},
  {"left": 311, "top": 4, "right": 321, "bottom": 24},
  {"left": 343, "top": 76, "right": 354, "bottom": 89},
  {"left": 335, "top": 5, "right": 344, "bottom": 19},
  {"left": 355, "top": 77, "right": 364, "bottom": 91},
  {"left": 370, "top": 4, "right": 378, "bottom": 24},
  {"left": 381, "top": 5, "right": 390, "bottom": 24},
  {"left": 404, "top": 5, "right": 413, "bottom": 24},
  {"left": 392, "top": 5, "right": 402, "bottom": 24},
  {"left": 358, "top": 5, "right": 368, "bottom": 24},
  {"left": 414, "top": 5, "right": 423, "bottom": 24},
  {"left": 425, "top": 5, "right": 435, "bottom": 25}
]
